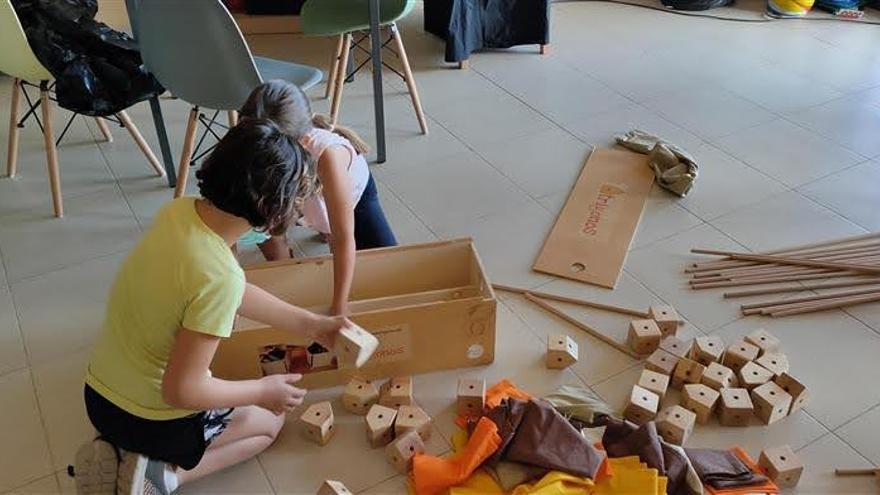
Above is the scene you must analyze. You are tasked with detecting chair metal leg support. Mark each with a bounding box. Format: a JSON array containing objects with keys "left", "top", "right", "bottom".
[
  {"left": 368, "top": 0, "right": 386, "bottom": 163},
  {"left": 148, "top": 96, "right": 177, "bottom": 187}
]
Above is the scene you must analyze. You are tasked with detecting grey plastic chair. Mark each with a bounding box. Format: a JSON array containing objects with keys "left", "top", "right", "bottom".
[{"left": 135, "top": 0, "right": 323, "bottom": 197}]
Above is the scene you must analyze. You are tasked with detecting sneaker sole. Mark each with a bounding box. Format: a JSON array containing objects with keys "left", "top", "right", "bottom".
[
  {"left": 116, "top": 451, "right": 148, "bottom": 495},
  {"left": 74, "top": 439, "right": 118, "bottom": 495}
]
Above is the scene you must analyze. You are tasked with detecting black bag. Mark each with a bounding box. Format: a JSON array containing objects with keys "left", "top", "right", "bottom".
[
  {"left": 11, "top": 0, "right": 163, "bottom": 117},
  {"left": 245, "top": 0, "right": 306, "bottom": 15},
  {"left": 424, "top": 0, "right": 551, "bottom": 63},
  {"left": 660, "top": 0, "right": 734, "bottom": 10}
]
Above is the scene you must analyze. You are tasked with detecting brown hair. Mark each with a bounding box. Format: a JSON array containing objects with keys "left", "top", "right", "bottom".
[{"left": 240, "top": 80, "right": 369, "bottom": 155}]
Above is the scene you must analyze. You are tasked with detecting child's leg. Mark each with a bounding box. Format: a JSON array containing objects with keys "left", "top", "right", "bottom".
[
  {"left": 353, "top": 175, "right": 397, "bottom": 249},
  {"left": 176, "top": 406, "right": 285, "bottom": 486},
  {"left": 257, "top": 235, "right": 291, "bottom": 261}
]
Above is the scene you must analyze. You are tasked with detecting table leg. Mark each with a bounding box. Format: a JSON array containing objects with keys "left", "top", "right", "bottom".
[
  {"left": 148, "top": 96, "right": 177, "bottom": 187},
  {"left": 368, "top": 0, "right": 387, "bottom": 164}
]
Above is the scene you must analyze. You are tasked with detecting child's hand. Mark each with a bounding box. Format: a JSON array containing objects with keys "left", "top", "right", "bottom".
[
  {"left": 258, "top": 373, "right": 307, "bottom": 415},
  {"left": 308, "top": 315, "right": 351, "bottom": 350}
]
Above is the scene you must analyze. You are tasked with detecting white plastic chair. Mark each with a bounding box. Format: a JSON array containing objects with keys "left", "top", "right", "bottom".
[{"left": 1, "top": 0, "right": 165, "bottom": 217}]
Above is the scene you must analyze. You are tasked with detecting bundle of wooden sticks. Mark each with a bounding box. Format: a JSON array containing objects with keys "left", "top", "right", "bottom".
[{"left": 687, "top": 232, "right": 880, "bottom": 317}]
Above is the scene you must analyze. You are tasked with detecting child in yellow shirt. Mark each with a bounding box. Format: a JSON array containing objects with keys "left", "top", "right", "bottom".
[{"left": 73, "top": 119, "right": 350, "bottom": 495}]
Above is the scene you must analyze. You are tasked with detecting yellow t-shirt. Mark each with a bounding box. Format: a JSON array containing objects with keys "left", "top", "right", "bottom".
[{"left": 86, "top": 197, "right": 246, "bottom": 420}]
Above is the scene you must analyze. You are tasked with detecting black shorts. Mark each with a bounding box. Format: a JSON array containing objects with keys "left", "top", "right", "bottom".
[{"left": 84, "top": 385, "right": 233, "bottom": 470}]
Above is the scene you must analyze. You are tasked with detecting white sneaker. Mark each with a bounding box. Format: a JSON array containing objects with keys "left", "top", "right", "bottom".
[
  {"left": 73, "top": 438, "right": 118, "bottom": 495},
  {"left": 116, "top": 450, "right": 167, "bottom": 495}
]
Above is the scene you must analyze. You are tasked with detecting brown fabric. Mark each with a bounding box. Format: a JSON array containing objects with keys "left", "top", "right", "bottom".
[
  {"left": 685, "top": 448, "right": 768, "bottom": 489},
  {"left": 503, "top": 399, "right": 604, "bottom": 479},
  {"left": 484, "top": 398, "right": 528, "bottom": 466},
  {"left": 602, "top": 418, "right": 666, "bottom": 474}
]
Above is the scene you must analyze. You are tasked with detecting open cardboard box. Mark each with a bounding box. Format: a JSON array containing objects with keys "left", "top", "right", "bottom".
[{"left": 212, "top": 238, "right": 497, "bottom": 388}]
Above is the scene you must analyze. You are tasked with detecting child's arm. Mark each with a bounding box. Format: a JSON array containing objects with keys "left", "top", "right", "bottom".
[
  {"left": 163, "top": 329, "right": 306, "bottom": 415},
  {"left": 318, "top": 147, "right": 357, "bottom": 316},
  {"left": 237, "top": 282, "right": 348, "bottom": 349}
]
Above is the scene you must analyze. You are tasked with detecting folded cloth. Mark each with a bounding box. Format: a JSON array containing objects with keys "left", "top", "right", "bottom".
[
  {"left": 544, "top": 385, "right": 618, "bottom": 429},
  {"left": 413, "top": 417, "right": 502, "bottom": 495},
  {"left": 485, "top": 398, "right": 529, "bottom": 466},
  {"left": 456, "top": 379, "right": 532, "bottom": 429},
  {"left": 444, "top": 469, "right": 504, "bottom": 495},
  {"left": 510, "top": 471, "right": 595, "bottom": 495},
  {"left": 686, "top": 448, "right": 768, "bottom": 489},
  {"left": 505, "top": 400, "right": 605, "bottom": 479},
  {"left": 593, "top": 456, "right": 666, "bottom": 495},
  {"left": 615, "top": 129, "right": 699, "bottom": 197},
  {"left": 663, "top": 440, "right": 704, "bottom": 495},
  {"left": 489, "top": 461, "right": 548, "bottom": 492},
  {"left": 602, "top": 418, "right": 666, "bottom": 475},
  {"left": 702, "top": 447, "right": 779, "bottom": 495}
]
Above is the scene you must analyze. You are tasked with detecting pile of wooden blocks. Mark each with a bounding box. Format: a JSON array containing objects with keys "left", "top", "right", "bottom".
[
  {"left": 624, "top": 328, "right": 809, "bottom": 445},
  {"left": 687, "top": 232, "right": 880, "bottom": 317}
]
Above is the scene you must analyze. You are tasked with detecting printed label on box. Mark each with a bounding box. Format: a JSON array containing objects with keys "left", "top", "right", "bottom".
[{"left": 371, "top": 324, "right": 412, "bottom": 364}]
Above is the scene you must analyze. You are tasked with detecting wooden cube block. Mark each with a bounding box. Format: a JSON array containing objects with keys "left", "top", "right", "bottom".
[
  {"left": 341, "top": 378, "right": 379, "bottom": 415},
  {"left": 624, "top": 385, "right": 659, "bottom": 426},
  {"left": 649, "top": 304, "right": 681, "bottom": 337},
  {"left": 457, "top": 378, "right": 486, "bottom": 416},
  {"left": 386, "top": 430, "right": 425, "bottom": 473},
  {"left": 774, "top": 373, "right": 809, "bottom": 414},
  {"left": 721, "top": 341, "right": 759, "bottom": 373},
  {"left": 310, "top": 348, "right": 335, "bottom": 369},
  {"left": 660, "top": 336, "right": 692, "bottom": 359},
  {"left": 758, "top": 445, "right": 803, "bottom": 488},
  {"left": 627, "top": 319, "right": 663, "bottom": 355},
  {"left": 318, "top": 480, "right": 352, "bottom": 495},
  {"left": 645, "top": 349, "right": 678, "bottom": 376},
  {"left": 745, "top": 328, "right": 781, "bottom": 356},
  {"left": 334, "top": 324, "right": 379, "bottom": 368},
  {"left": 379, "top": 376, "right": 413, "bottom": 408},
  {"left": 638, "top": 369, "right": 670, "bottom": 399},
  {"left": 691, "top": 335, "right": 725, "bottom": 366},
  {"left": 655, "top": 405, "right": 697, "bottom": 446},
  {"left": 546, "top": 334, "right": 578, "bottom": 369},
  {"left": 702, "top": 361, "right": 738, "bottom": 390},
  {"left": 300, "top": 402, "right": 335, "bottom": 446},
  {"left": 672, "top": 358, "right": 705, "bottom": 390},
  {"left": 719, "top": 388, "right": 753, "bottom": 427},
  {"left": 682, "top": 383, "right": 720, "bottom": 424},
  {"left": 365, "top": 404, "right": 397, "bottom": 448},
  {"left": 395, "top": 405, "right": 432, "bottom": 441},
  {"left": 756, "top": 352, "right": 789, "bottom": 377},
  {"left": 738, "top": 361, "right": 775, "bottom": 390},
  {"left": 751, "top": 381, "right": 793, "bottom": 425}
]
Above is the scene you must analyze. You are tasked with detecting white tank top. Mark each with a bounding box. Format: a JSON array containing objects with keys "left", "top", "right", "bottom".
[{"left": 298, "top": 128, "right": 370, "bottom": 234}]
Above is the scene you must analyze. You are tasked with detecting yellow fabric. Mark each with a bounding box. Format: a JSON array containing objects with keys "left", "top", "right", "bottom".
[
  {"left": 86, "top": 197, "right": 245, "bottom": 420},
  {"left": 510, "top": 471, "right": 595, "bottom": 495},
  {"left": 451, "top": 429, "right": 470, "bottom": 452},
  {"left": 593, "top": 457, "right": 668, "bottom": 495},
  {"left": 444, "top": 470, "right": 505, "bottom": 495}
]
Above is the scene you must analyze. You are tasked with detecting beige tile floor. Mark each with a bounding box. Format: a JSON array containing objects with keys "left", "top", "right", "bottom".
[{"left": 2, "top": 2, "right": 880, "bottom": 493}]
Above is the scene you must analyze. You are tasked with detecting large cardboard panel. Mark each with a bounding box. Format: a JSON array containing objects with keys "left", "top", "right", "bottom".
[
  {"left": 212, "top": 239, "right": 497, "bottom": 389},
  {"left": 533, "top": 148, "right": 654, "bottom": 288}
]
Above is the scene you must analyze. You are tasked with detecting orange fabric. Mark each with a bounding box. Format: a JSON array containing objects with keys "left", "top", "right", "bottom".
[
  {"left": 455, "top": 379, "right": 533, "bottom": 428},
  {"left": 592, "top": 443, "right": 613, "bottom": 483},
  {"left": 413, "top": 417, "right": 503, "bottom": 495},
  {"left": 705, "top": 447, "right": 779, "bottom": 495}
]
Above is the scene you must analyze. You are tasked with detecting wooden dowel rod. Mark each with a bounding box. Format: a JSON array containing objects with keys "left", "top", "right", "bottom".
[
  {"left": 690, "top": 250, "right": 880, "bottom": 275},
  {"left": 688, "top": 232, "right": 880, "bottom": 268},
  {"left": 753, "top": 290, "right": 880, "bottom": 315},
  {"left": 742, "top": 287, "right": 880, "bottom": 311},
  {"left": 523, "top": 293, "right": 642, "bottom": 359},
  {"left": 492, "top": 284, "right": 650, "bottom": 317},
  {"left": 688, "top": 242, "right": 880, "bottom": 274},
  {"left": 691, "top": 272, "right": 863, "bottom": 290},
  {"left": 770, "top": 293, "right": 880, "bottom": 317},
  {"left": 698, "top": 249, "right": 880, "bottom": 279},
  {"left": 834, "top": 468, "right": 879, "bottom": 476},
  {"left": 724, "top": 279, "right": 880, "bottom": 298},
  {"left": 692, "top": 268, "right": 835, "bottom": 285}
]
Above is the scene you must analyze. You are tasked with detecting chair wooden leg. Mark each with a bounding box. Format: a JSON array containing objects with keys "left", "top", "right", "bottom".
[
  {"left": 540, "top": 44, "right": 550, "bottom": 55},
  {"left": 458, "top": 59, "right": 469, "bottom": 70},
  {"left": 330, "top": 33, "right": 352, "bottom": 125},
  {"left": 117, "top": 111, "right": 165, "bottom": 178},
  {"left": 227, "top": 110, "right": 238, "bottom": 127},
  {"left": 94, "top": 117, "right": 114, "bottom": 142},
  {"left": 174, "top": 106, "right": 199, "bottom": 198},
  {"left": 325, "top": 34, "right": 344, "bottom": 100},
  {"left": 40, "top": 83, "right": 63, "bottom": 218},
  {"left": 390, "top": 24, "right": 429, "bottom": 135},
  {"left": 7, "top": 78, "right": 21, "bottom": 178}
]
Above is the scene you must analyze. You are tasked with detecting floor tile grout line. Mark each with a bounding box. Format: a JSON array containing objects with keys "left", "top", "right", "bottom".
[
  {"left": 255, "top": 455, "right": 280, "bottom": 495},
  {"left": 1, "top": 470, "right": 61, "bottom": 495},
  {"left": 26, "top": 366, "right": 64, "bottom": 487},
  {"left": 7, "top": 243, "right": 132, "bottom": 286}
]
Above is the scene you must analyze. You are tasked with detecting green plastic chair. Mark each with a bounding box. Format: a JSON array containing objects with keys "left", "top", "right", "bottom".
[
  {"left": 300, "top": 0, "right": 428, "bottom": 134},
  {"left": 1, "top": 0, "right": 164, "bottom": 218}
]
